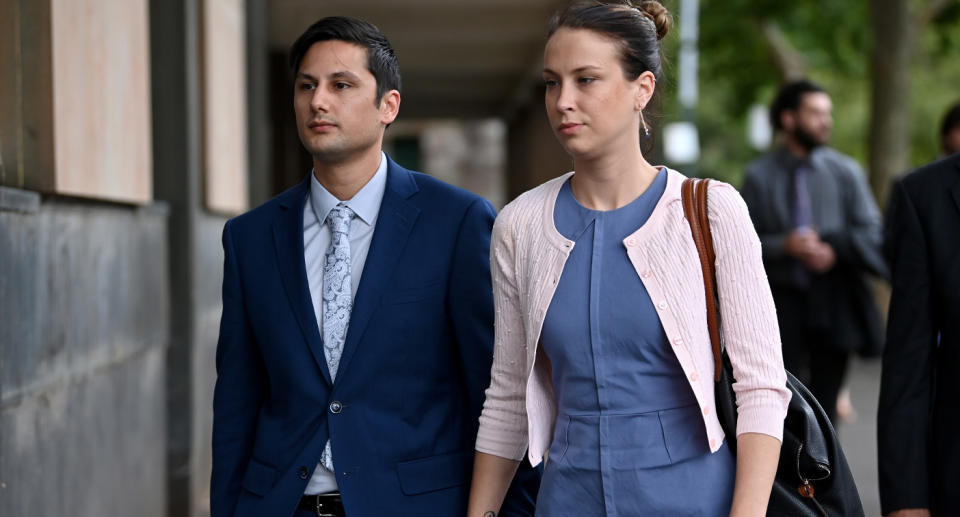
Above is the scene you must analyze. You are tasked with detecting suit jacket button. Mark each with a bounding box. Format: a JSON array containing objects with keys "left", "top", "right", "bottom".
[
  {"left": 298, "top": 466, "right": 309, "bottom": 479},
  {"left": 329, "top": 401, "right": 342, "bottom": 414}
]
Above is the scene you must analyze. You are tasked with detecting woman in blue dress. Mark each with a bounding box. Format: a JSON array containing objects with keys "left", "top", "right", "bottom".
[{"left": 468, "top": 2, "right": 790, "bottom": 516}]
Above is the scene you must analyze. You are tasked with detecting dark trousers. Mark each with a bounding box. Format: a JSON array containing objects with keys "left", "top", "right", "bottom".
[{"left": 773, "top": 287, "right": 850, "bottom": 426}]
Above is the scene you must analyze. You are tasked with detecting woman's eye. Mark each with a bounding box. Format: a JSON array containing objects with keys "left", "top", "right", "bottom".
[
  {"left": 543, "top": 79, "right": 559, "bottom": 88},
  {"left": 334, "top": 82, "right": 351, "bottom": 90},
  {"left": 300, "top": 82, "right": 316, "bottom": 90},
  {"left": 578, "top": 77, "right": 596, "bottom": 85}
]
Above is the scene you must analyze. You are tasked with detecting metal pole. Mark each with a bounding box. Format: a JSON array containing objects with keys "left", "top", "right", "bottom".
[{"left": 677, "top": 0, "right": 699, "bottom": 175}]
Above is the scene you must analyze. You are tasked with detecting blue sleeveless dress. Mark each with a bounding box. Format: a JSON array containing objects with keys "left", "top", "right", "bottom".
[{"left": 535, "top": 169, "right": 735, "bottom": 516}]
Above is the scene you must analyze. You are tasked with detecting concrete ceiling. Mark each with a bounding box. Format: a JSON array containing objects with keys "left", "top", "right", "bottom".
[{"left": 268, "top": 0, "right": 568, "bottom": 118}]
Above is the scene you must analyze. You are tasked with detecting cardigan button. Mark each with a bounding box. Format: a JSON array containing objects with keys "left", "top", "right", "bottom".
[
  {"left": 657, "top": 301, "right": 667, "bottom": 310},
  {"left": 702, "top": 406, "right": 711, "bottom": 416},
  {"left": 626, "top": 238, "right": 637, "bottom": 247},
  {"left": 642, "top": 270, "right": 652, "bottom": 278},
  {"left": 689, "top": 372, "right": 699, "bottom": 382}
]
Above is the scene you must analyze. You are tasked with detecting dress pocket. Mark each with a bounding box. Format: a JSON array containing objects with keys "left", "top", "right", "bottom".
[
  {"left": 658, "top": 404, "right": 712, "bottom": 465},
  {"left": 546, "top": 414, "right": 570, "bottom": 466}
]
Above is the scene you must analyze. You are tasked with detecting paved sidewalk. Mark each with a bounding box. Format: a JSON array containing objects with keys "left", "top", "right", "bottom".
[{"left": 836, "top": 357, "right": 883, "bottom": 517}]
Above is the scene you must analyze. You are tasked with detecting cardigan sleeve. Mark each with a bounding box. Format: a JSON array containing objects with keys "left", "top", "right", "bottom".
[
  {"left": 707, "top": 182, "right": 792, "bottom": 441},
  {"left": 475, "top": 206, "right": 531, "bottom": 460}
]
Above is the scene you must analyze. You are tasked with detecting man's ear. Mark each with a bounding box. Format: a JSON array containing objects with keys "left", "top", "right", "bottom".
[
  {"left": 379, "top": 90, "right": 401, "bottom": 125},
  {"left": 781, "top": 110, "right": 796, "bottom": 132}
]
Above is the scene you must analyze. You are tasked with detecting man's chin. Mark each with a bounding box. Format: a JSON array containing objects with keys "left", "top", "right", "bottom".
[
  {"left": 793, "top": 129, "right": 829, "bottom": 151},
  {"left": 304, "top": 143, "right": 347, "bottom": 161}
]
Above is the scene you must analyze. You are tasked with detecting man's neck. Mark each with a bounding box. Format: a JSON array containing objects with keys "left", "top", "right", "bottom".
[
  {"left": 784, "top": 137, "right": 812, "bottom": 160},
  {"left": 312, "top": 147, "right": 383, "bottom": 201}
]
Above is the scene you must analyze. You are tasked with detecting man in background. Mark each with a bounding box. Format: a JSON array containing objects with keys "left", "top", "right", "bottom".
[{"left": 741, "top": 80, "right": 887, "bottom": 424}]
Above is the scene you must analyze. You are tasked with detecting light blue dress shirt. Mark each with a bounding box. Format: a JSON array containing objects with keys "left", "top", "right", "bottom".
[{"left": 302, "top": 152, "right": 388, "bottom": 494}]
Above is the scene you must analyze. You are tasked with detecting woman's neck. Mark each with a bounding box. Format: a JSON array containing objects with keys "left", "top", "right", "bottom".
[{"left": 569, "top": 146, "right": 659, "bottom": 211}]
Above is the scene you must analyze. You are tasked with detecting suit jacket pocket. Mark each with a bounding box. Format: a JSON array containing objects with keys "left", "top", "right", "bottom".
[
  {"left": 381, "top": 279, "right": 445, "bottom": 305},
  {"left": 395, "top": 450, "right": 472, "bottom": 495},
  {"left": 241, "top": 457, "right": 278, "bottom": 497}
]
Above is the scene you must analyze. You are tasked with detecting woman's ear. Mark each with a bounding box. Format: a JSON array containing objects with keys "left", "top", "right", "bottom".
[{"left": 634, "top": 70, "right": 656, "bottom": 111}]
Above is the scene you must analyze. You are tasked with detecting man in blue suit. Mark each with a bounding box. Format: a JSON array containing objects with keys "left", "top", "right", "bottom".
[{"left": 211, "top": 16, "right": 538, "bottom": 517}]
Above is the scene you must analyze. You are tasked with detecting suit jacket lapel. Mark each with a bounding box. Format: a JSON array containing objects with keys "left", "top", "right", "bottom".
[
  {"left": 273, "top": 176, "right": 333, "bottom": 385},
  {"left": 336, "top": 158, "right": 421, "bottom": 379}
]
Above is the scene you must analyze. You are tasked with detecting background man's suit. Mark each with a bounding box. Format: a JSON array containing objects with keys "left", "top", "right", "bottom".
[
  {"left": 742, "top": 146, "right": 886, "bottom": 423},
  {"left": 212, "top": 156, "right": 538, "bottom": 516},
  {"left": 879, "top": 153, "right": 960, "bottom": 516}
]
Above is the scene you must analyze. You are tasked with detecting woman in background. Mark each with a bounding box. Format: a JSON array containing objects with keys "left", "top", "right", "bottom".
[{"left": 467, "top": 2, "right": 791, "bottom": 516}]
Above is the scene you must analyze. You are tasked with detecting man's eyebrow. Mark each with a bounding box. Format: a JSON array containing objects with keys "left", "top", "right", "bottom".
[
  {"left": 296, "top": 71, "right": 362, "bottom": 82},
  {"left": 328, "top": 70, "right": 361, "bottom": 82}
]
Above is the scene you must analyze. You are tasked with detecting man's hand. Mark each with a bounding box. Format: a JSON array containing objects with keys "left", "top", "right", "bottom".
[
  {"left": 802, "top": 241, "right": 836, "bottom": 273},
  {"left": 886, "top": 509, "right": 931, "bottom": 517},
  {"left": 783, "top": 228, "right": 818, "bottom": 258},
  {"left": 783, "top": 228, "right": 836, "bottom": 273}
]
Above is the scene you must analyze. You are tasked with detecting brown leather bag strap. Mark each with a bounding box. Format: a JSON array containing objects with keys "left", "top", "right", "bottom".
[{"left": 681, "top": 178, "right": 723, "bottom": 382}]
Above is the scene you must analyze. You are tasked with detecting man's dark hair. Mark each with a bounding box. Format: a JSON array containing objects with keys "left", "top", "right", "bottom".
[
  {"left": 769, "top": 80, "right": 827, "bottom": 131},
  {"left": 940, "top": 100, "right": 960, "bottom": 145},
  {"left": 289, "top": 16, "right": 401, "bottom": 104}
]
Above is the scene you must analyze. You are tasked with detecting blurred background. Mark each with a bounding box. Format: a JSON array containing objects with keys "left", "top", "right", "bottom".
[{"left": 2, "top": 0, "right": 959, "bottom": 515}]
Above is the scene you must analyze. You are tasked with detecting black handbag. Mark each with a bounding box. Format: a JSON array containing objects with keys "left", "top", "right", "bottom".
[{"left": 681, "top": 178, "right": 865, "bottom": 517}]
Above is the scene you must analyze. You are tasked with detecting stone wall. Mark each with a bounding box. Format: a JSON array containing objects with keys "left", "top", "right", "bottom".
[{"left": 0, "top": 188, "right": 169, "bottom": 516}]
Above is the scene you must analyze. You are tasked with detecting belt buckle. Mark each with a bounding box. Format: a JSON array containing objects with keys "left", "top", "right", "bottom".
[{"left": 315, "top": 494, "right": 337, "bottom": 517}]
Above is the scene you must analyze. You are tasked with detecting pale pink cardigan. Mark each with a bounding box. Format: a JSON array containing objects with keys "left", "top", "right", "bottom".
[{"left": 476, "top": 169, "right": 791, "bottom": 466}]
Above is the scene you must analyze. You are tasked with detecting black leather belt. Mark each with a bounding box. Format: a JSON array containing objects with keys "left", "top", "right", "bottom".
[{"left": 298, "top": 492, "right": 345, "bottom": 517}]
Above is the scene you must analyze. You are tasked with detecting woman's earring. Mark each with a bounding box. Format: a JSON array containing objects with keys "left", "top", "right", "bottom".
[{"left": 640, "top": 112, "right": 651, "bottom": 139}]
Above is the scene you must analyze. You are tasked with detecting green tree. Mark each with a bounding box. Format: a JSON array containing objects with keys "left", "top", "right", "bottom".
[{"left": 663, "top": 0, "right": 960, "bottom": 200}]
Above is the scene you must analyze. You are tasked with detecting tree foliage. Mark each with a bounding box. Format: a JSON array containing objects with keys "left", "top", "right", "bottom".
[{"left": 658, "top": 0, "right": 960, "bottom": 195}]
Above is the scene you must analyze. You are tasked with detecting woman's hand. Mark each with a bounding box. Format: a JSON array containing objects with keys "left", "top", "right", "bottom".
[
  {"left": 466, "top": 451, "right": 521, "bottom": 517},
  {"left": 729, "top": 432, "right": 781, "bottom": 517}
]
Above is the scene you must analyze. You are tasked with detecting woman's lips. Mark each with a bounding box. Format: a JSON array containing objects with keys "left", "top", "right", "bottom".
[{"left": 558, "top": 123, "right": 583, "bottom": 135}]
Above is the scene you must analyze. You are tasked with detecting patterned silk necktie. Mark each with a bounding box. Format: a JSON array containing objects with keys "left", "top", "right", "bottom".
[{"left": 320, "top": 203, "right": 354, "bottom": 472}]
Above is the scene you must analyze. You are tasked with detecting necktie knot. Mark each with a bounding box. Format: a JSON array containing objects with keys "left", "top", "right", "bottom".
[{"left": 327, "top": 204, "right": 354, "bottom": 235}]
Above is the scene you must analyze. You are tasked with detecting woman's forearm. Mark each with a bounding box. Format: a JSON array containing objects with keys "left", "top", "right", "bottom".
[
  {"left": 467, "top": 451, "right": 521, "bottom": 517},
  {"left": 729, "top": 432, "right": 781, "bottom": 517}
]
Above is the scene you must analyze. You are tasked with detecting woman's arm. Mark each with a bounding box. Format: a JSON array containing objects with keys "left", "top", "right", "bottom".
[
  {"left": 707, "top": 183, "right": 792, "bottom": 438},
  {"left": 470, "top": 207, "right": 535, "bottom": 515},
  {"left": 467, "top": 452, "right": 521, "bottom": 517},
  {"left": 705, "top": 183, "right": 791, "bottom": 515},
  {"left": 729, "top": 432, "right": 781, "bottom": 517}
]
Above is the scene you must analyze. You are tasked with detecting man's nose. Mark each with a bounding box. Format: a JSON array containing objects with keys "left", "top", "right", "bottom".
[{"left": 311, "top": 89, "right": 330, "bottom": 112}]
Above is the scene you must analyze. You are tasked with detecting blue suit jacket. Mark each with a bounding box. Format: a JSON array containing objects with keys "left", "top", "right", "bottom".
[{"left": 211, "top": 156, "right": 538, "bottom": 517}]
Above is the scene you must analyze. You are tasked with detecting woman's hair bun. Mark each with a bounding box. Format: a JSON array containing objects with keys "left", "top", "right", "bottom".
[{"left": 637, "top": 1, "right": 671, "bottom": 41}]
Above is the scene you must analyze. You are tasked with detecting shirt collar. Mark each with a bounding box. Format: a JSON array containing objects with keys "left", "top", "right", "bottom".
[
  {"left": 774, "top": 145, "right": 823, "bottom": 173},
  {"left": 309, "top": 152, "right": 388, "bottom": 227}
]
